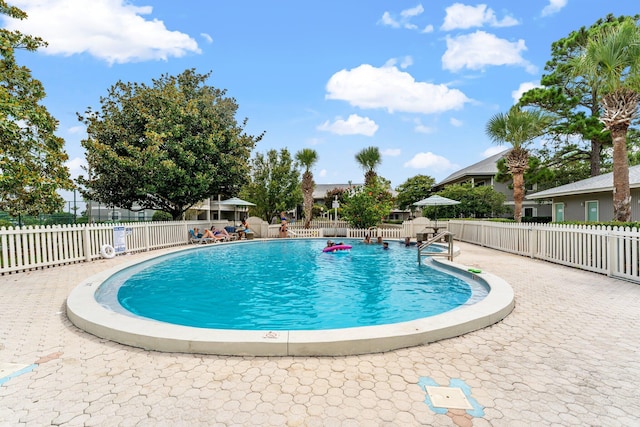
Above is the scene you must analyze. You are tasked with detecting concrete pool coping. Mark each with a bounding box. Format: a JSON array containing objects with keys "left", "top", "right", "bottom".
[{"left": 66, "top": 241, "right": 515, "bottom": 356}]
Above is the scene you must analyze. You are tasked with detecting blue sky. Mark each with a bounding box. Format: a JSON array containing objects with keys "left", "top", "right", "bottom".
[{"left": 4, "top": 0, "right": 640, "bottom": 203}]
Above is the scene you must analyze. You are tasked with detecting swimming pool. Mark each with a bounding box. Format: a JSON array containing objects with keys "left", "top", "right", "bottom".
[
  {"left": 96, "top": 239, "right": 481, "bottom": 330},
  {"left": 67, "top": 238, "right": 515, "bottom": 356}
]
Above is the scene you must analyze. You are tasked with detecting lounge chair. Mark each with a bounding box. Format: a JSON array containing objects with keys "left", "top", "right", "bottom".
[
  {"left": 224, "top": 226, "right": 240, "bottom": 241},
  {"left": 209, "top": 227, "right": 235, "bottom": 242},
  {"left": 189, "top": 229, "right": 215, "bottom": 244}
]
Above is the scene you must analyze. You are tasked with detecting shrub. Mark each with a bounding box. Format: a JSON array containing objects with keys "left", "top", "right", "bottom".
[{"left": 152, "top": 211, "right": 173, "bottom": 221}]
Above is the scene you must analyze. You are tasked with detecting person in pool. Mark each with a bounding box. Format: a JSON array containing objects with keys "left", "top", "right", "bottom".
[
  {"left": 404, "top": 237, "right": 411, "bottom": 247},
  {"left": 382, "top": 242, "right": 389, "bottom": 250},
  {"left": 362, "top": 235, "right": 371, "bottom": 244},
  {"left": 326, "top": 240, "right": 335, "bottom": 248}
]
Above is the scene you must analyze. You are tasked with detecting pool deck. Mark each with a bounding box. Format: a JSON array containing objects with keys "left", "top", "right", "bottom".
[{"left": 1, "top": 241, "right": 639, "bottom": 426}]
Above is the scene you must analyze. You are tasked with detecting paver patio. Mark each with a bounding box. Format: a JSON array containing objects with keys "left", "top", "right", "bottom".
[{"left": 1, "top": 241, "right": 638, "bottom": 426}]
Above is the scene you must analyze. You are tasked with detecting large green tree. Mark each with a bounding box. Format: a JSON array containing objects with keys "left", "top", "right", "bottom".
[
  {"left": 486, "top": 106, "right": 552, "bottom": 222},
  {"left": 0, "top": 1, "right": 73, "bottom": 216},
  {"left": 295, "top": 148, "right": 317, "bottom": 228},
  {"left": 394, "top": 175, "right": 436, "bottom": 211},
  {"left": 341, "top": 178, "right": 394, "bottom": 229},
  {"left": 430, "top": 183, "right": 508, "bottom": 219},
  {"left": 572, "top": 19, "right": 640, "bottom": 222},
  {"left": 240, "top": 148, "right": 302, "bottom": 221},
  {"left": 518, "top": 15, "right": 639, "bottom": 178},
  {"left": 77, "top": 69, "right": 261, "bottom": 220},
  {"left": 355, "top": 146, "right": 382, "bottom": 187}
]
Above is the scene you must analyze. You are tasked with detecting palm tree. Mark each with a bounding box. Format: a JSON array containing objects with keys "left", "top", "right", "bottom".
[
  {"left": 486, "top": 106, "right": 552, "bottom": 222},
  {"left": 295, "top": 148, "right": 318, "bottom": 228},
  {"left": 572, "top": 19, "right": 640, "bottom": 221},
  {"left": 355, "top": 146, "right": 382, "bottom": 187}
]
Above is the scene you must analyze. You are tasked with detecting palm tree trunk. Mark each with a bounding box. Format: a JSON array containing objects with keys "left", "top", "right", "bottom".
[
  {"left": 301, "top": 171, "right": 314, "bottom": 228},
  {"left": 512, "top": 172, "right": 524, "bottom": 223},
  {"left": 611, "top": 125, "right": 631, "bottom": 222}
]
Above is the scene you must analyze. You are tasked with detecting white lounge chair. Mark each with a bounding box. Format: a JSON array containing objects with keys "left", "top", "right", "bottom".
[{"left": 189, "top": 229, "right": 215, "bottom": 244}]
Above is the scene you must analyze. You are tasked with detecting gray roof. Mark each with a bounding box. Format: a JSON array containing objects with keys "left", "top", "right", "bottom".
[
  {"left": 313, "top": 183, "right": 363, "bottom": 199},
  {"left": 436, "top": 149, "right": 509, "bottom": 187},
  {"left": 527, "top": 164, "right": 640, "bottom": 199}
]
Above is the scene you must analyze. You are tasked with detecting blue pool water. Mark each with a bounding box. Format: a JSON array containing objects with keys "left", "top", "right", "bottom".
[{"left": 96, "top": 239, "right": 483, "bottom": 330}]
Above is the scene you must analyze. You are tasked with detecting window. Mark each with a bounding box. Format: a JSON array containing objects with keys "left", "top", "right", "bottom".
[
  {"left": 138, "top": 211, "right": 146, "bottom": 221},
  {"left": 111, "top": 211, "right": 121, "bottom": 222}
]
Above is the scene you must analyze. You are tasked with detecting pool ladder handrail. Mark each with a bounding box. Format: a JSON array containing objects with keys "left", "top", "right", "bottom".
[{"left": 418, "top": 231, "right": 455, "bottom": 262}]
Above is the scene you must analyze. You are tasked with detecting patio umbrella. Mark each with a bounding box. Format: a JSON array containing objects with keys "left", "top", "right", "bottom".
[
  {"left": 413, "top": 195, "right": 460, "bottom": 226},
  {"left": 220, "top": 197, "right": 256, "bottom": 225}
]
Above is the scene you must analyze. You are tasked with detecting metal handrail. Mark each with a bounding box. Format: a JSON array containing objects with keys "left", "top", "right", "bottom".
[{"left": 418, "top": 231, "right": 455, "bottom": 262}]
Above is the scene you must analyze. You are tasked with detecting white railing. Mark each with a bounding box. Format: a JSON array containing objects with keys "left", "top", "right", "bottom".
[
  {"left": 268, "top": 224, "right": 407, "bottom": 240},
  {"left": 0, "top": 221, "right": 212, "bottom": 274},
  {"left": 6, "top": 218, "right": 637, "bottom": 284},
  {"left": 289, "top": 219, "right": 351, "bottom": 229},
  {"left": 448, "top": 220, "right": 640, "bottom": 283}
]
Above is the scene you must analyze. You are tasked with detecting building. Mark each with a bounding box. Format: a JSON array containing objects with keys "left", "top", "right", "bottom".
[
  {"left": 527, "top": 165, "right": 640, "bottom": 222},
  {"left": 432, "top": 149, "right": 551, "bottom": 219},
  {"left": 87, "top": 196, "right": 243, "bottom": 223}
]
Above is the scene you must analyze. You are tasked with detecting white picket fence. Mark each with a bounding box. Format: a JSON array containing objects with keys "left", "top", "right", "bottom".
[
  {"left": 267, "top": 224, "right": 407, "bottom": 240},
  {"left": 0, "top": 221, "right": 209, "bottom": 274},
  {"left": 4, "top": 219, "right": 640, "bottom": 284},
  {"left": 448, "top": 220, "right": 640, "bottom": 283}
]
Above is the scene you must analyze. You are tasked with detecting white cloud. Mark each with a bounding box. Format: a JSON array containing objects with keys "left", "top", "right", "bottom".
[
  {"left": 541, "top": 0, "right": 568, "bottom": 17},
  {"left": 67, "top": 125, "right": 85, "bottom": 134},
  {"left": 381, "top": 148, "right": 401, "bottom": 157},
  {"left": 201, "top": 33, "right": 213, "bottom": 44},
  {"left": 512, "top": 81, "right": 541, "bottom": 104},
  {"left": 415, "top": 124, "right": 434, "bottom": 133},
  {"left": 413, "top": 119, "right": 434, "bottom": 133},
  {"left": 404, "top": 152, "right": 458, "bottom": 172},
  {"left": 379, "top": 11, "right": 400, "bottom": 28},
  {"left": 450, "top": 117, "right": 463, "bottom": 127},
  {"left": 326, "top": 63, "right": 470, "bottom": 114},
  {"left": 317, "top": 114, "right": 379, "bottom": 136},
  {"left": 401, "top": 4, "right": 424, "bottom": 19},
  {"left": 421, "top": 24, "right": 434, "bottom": 34},
  {"left": 442, "top": 31, "right": 537, "bottom": 74},
  {"left": 66, "top": 157, "right": 87, "bottom": 179},
  {"left": 379, "top": 4, "right": 429, "bottom": 31},
  {"left": 318, "top": 169, "right": 327, "bottom": 178},
  {"left": 399, "top": 56, "right": 413, "bottom": 69},
  {"left": 441, "top": 3, "right": 519, "bottom": 31},
  {"left": 4, "top": 0, "right": 200, "bottom": 64}
]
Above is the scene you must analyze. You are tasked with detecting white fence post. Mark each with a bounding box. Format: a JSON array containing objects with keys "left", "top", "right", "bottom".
[{"left": 84, "top": 226, "right": 91, "bottom": 262}]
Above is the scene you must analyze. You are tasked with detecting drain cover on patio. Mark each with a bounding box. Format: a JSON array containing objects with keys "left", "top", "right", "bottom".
[{"left": 425, "top": 386, "right": 473, "bottom": 410}]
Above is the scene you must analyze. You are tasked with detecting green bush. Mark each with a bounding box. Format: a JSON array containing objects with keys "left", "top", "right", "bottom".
[{"left": 152, "top": 211, "right": 173, "bottom": 221}]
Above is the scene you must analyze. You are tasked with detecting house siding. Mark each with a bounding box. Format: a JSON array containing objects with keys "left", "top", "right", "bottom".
[{"left": 549, "top": 190, "right": 640, "bottom": 222}]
